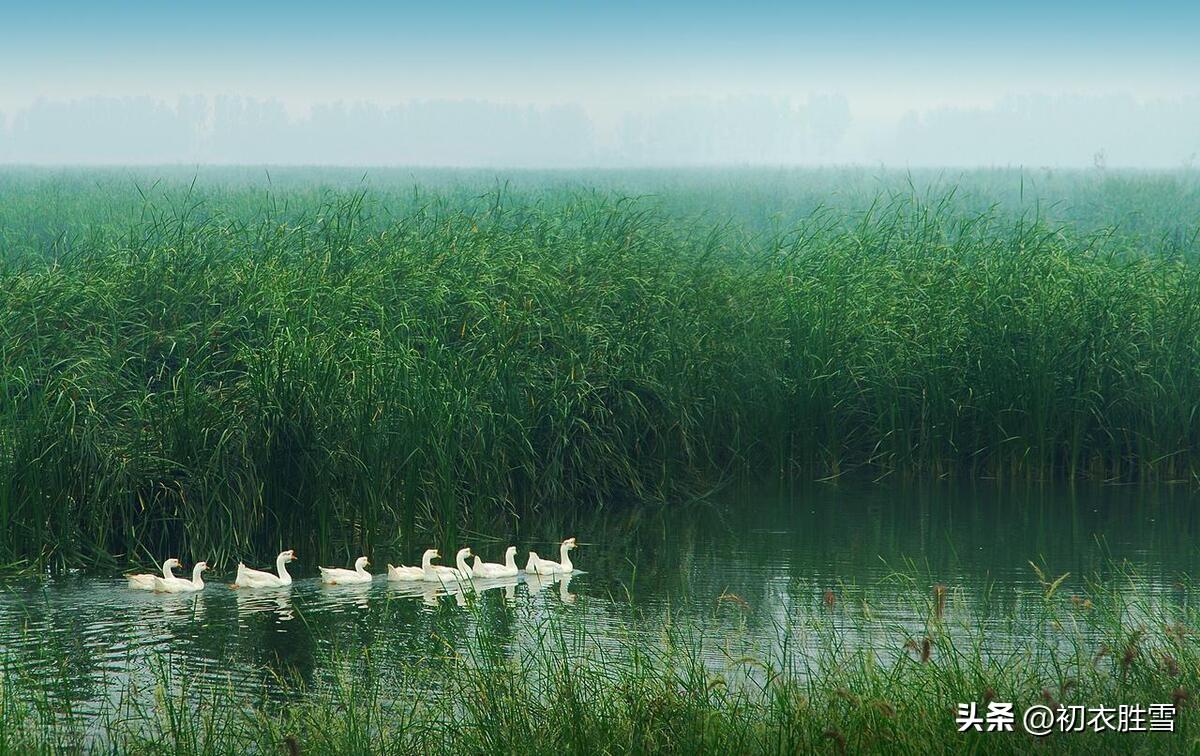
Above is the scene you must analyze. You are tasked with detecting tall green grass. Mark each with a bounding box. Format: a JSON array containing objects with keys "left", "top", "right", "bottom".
[{"left": 1, "top": 172, "right": 1198, "bottom": 567}]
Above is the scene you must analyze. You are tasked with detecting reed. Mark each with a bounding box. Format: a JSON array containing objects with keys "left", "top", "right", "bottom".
[{"left": 1, "top": 170, "right": 1198, "bottom": 568}]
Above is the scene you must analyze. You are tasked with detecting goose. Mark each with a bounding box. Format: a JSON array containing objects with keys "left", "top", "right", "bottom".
[
  {"left": 422, "top": 547, "right": 472, "bottom": 583},
  {"left": 526, "top": 537, "right": 577, "bottom": 575},
  {"left": 154, "top": 562, "right": 208, "bottom": 593},
  {"left": 388, "top": 549, "right": 438, "bottom": 581},
  {"left": 472, "top": 546, "right": 519, "bottom": 579},
  {"left": 127, "top": 558, "right": 181, "bottom": 590},
  {"left": 319, "top": 556, "right": 372, "bottom": 585},
  {"left": 233, "top": 549, "right": 296, "bottom": 588}
]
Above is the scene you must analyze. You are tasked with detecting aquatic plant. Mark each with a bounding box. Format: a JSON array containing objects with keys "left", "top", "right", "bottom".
[{"left": 0, "top": 170, "right": 1198, "bottom": 568}]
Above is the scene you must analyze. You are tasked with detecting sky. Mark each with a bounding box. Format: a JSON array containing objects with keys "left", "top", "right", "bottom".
[{"left": 1, "top": 1, "right": 1197, "bottom": 166}]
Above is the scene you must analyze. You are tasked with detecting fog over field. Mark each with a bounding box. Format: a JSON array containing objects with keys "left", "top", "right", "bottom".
[
  {"left": 1, "top": 0, "right": 1197, "bottom": 167},
  {"left": 2, "top": 93, "right": 1198, "bottom": 167}
]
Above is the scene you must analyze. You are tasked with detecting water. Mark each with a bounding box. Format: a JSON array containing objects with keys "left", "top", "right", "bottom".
[{"left": 1, "top": 483, "right": 1197, "bottom": 722}]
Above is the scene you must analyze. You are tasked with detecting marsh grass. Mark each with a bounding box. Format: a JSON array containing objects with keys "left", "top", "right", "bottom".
[
  {"left": 2, "top": 564, "right": 1197, "bottom": 754},
  {"left": 1, "top": 173, "right": 1199, "bottom": 568}
]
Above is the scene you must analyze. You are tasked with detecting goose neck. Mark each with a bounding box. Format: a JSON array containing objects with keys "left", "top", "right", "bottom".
[{"left": 276, "top": 554, "right": 292, "bottom": 583}]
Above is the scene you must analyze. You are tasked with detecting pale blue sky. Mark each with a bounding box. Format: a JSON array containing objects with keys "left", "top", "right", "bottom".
[
  {"left": 0, "top": 1, "right": 1196, "bottom": 165},
  {"left": 2, "top": 1, "right": 1196, "bottom": 110}
]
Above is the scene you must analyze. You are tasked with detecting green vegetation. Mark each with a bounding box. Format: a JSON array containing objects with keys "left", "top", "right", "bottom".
[
  {"left": 1, "top": 169, "right": 1199, "bottom": 569},
  {"left": 2, "top": 565, "right": 1196, "bottom": 754}
]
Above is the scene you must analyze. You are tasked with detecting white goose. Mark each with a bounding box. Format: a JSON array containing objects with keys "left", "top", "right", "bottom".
[
  {"left": 233, "top": 549, "right": 296, "bottom": 588},
  {"left": 127, "top": 558, "right": 181, "bottom": 590},
  {"left": 422, "top": 547, "right": 473, "bottom": 583},
  {"left": 526, "top": 537, "right": 577, "bottom": 575},
  {"left": 472, "top": 546, "right": 519, "bottom": 578},
  {"left": 319, "top": 556, "right": 372, "bottom": 585},
  {"left": 388, "top": 549, "right": 438, "bottom": 581},
  {"left": 154, "top": 562, "right": 208, "bottom": 593}
]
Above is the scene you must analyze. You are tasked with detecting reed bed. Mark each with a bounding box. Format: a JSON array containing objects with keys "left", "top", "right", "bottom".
[
  {"left": 1, "top": 172, "right": 1198, "bottom": 568},
  {"left": 1, "top": 565, "right": 1196, "bottom": 754}
]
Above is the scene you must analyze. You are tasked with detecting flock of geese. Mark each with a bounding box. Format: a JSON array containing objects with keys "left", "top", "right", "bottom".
[{"left": 126, "top": 538, "right": 580, "bottom": 593}]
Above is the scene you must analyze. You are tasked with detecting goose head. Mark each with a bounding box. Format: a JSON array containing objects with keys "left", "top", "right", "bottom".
[
  {"left": 422, "top": 549, "right": 440, "bottom": 565},
  {"left": 455, "top": 547, "right": 472, "bottom": 572},
  {"left": 563, "top": 537, "right": 577, "bottom": 551},
  {"left": 505, "top": 546, "right": 518, "bottom": 560},
  {"left": 164, "top": 558, "right": 183, "bottom": 570},
  {"left": 354, "top": 556, "right": 370, "bottom": 570},
  {"left": 281, "top": 549, "right": 298, "bottom": 562}
]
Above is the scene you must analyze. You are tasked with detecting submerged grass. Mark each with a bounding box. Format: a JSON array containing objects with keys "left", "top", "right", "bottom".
[
  {"left": 2, "top": 565, "right": 1198, "bottom": 754},
  {"left": 1, "top": 171, "right": 1199, "bottom": 568}
]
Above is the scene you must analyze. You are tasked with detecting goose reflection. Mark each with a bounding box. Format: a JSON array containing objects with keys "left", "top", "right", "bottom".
[
  {"left": 158, "top": 590, "right": 208, "bottom": 619},
  {"left": 317, "top": 581, "right": 372, "bottom": 611},
  {"left": 385, "top": 581, "right": 429, "bottom": 602},
  {"left": 473, "top": 575, "right": 520, "bottom": 603},
  {"left": 525, "top": 572, "right": 576, "bottom": 604},
  {"left": 419, "top": 583, "right": 468, "bottom": 608},
  {"left": 127, "top": 587, "right": 206, "bottom": 629},
  {"left": 558, "top": 572, "right": 576, "bottom": 604},
  {"left": 525, "top": 572, "right": 555, "bottom": 595},
  {"left": 234, "top": 586, "right": 294, "bottom": 622}
]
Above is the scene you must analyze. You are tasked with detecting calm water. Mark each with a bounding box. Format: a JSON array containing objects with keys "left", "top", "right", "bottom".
[{"left": 2, "top": 484, "right": 1198, "bottom": 719}]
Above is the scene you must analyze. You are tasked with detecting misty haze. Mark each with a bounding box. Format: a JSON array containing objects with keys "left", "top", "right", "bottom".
[{"left": 2, "top": 93, "right": 1198, "bottom": 167}]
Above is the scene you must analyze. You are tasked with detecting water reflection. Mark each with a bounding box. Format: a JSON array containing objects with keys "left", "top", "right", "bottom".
[
  {"left": 234, "top": 586, "right": 295, "bottom": 623},
  {"left": 2, "top": 484, "right": 1199, "bottom": 724},
  {"left": 473, "top": 576, "right": 520, "bottom": 603},
  {"left": 422, "top": 583, "right": 467, "bottom": 608},
  {"left": 525, "top": 573, "right": 575, "bottom": 604},
  {"left": 318, "top": 581, "right": 372, "bottom": 611}
]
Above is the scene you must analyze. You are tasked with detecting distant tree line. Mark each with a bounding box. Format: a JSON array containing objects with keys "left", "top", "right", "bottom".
[{"left": 0, "top": 93, "right": 1195, "bottom": 166}]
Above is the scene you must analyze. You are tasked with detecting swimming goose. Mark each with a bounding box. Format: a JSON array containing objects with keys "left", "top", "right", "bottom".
[
  {"left": 422, "top": 547, "right": 473, "bottom": 582},
  {"left": 233, "top": 549, "right": 296, "bottom": 588},
  {"left": 319, "top": 556, "right": 372, "bottom": 585},
  {"left": 128, "top": 558, "right": 181, "bottom": 590},
  {"left": 154, "top": 562, "right": 208, "bottom": 593},
  {"left": 388, "top": 549, "right": 438, "bottom": 581},
  {"left": 472, "top": 546, "right": 519, "bottom": 579},
  {"left": 526, "top": 537, "right": 577, "bottom": 575}
]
